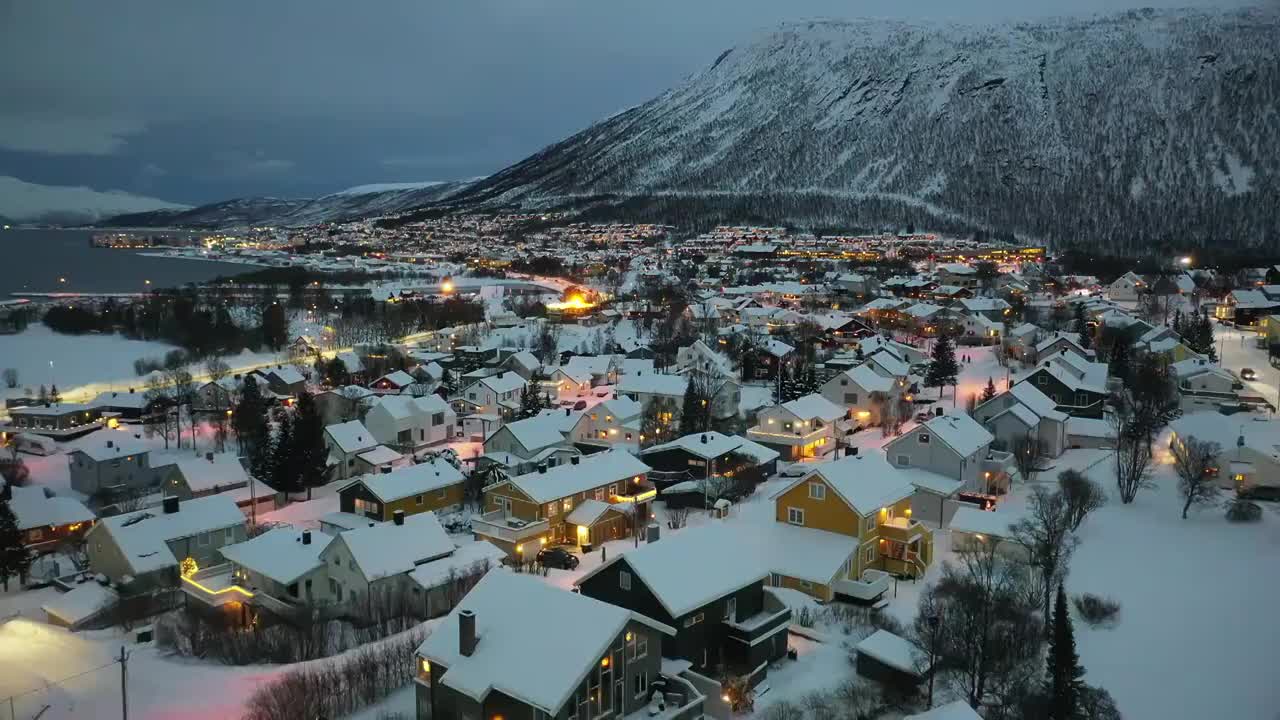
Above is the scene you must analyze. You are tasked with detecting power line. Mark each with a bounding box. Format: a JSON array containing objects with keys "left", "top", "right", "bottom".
[{"left": 2, "top": 657, "right": 121, "bottom": 702}]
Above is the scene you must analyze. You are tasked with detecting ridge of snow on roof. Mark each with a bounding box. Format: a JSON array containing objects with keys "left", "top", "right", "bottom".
[
  {"left": 949, "top": 506, "right": 1019, "bottom": 539},
  {"left": 408, "top": 540, "right": 505, "bottom": 590},
  {"left": 617, "top": 372, "right": 687, "bottom": 397},
  {"left": 801, "top": 453, "right": 916, "bottom": 514},
  {"left": 509, "top": 450, "right": 650, "bottom": 504},
  {"left": 866, "top": 351, "right": 910, "bottom": 378},
  {"left": 219, "top": 526, "right": 335, "bottom": 585},
  {"left": 169, "top": 454, "right": 251, "bottom": 493},
  {"left": 488, "top": 414, "right": 568, "bottom": 452},
  {"left": 332, "top": 511, "right": 454, "bottom": 581},
  {"left": 69, "top": 433, "right": 151, "bottom": 461},
  {"left": 354, "top": 458, "right": 464, "bottom": 503},
  {"left": 641, "top": 431, "right": 742, "bottom": 460},
  {"left": 99, "top": 495, "right": 244, "bottom": 574},
  {"left": 920, "top": 412, "right": 993, "bottom": 456},
  {"left": 87, "top": 391, "right": 150, "bottom": 409},
  {"left": 566, "top": 498, "right": 615, "bottom": 526},
  {"left": 325, "top": 420, "right": 376, "bottom": 453},
  {"left": 7, "top": 486, "right": 94, "bottom": 530},
  {"left": 781, "top": 393, "right": 845, "bottom": 422},
  {"left": 418, "top": 571, "right": 635, "bottom": 714},
  {"left": 906, "top": 702, "right": 982, "bottom": 720},
  {"left": 479, "top": 372, "right": 526, "bottom": 394},
  {"left": 856, "top": 629, "right": 926, "bottom": 676},
  {"left": 375, "top": 370, "right": 417, "bottom": 387},
  {"left": 1006, "top": 382, "right": 1061, "bottom": 418},
  {"left": 845, "top": 364, "right": 894, "bottom": 393},
  {"left": 593, "top": 522, "right": 768, "bottom": 618}
]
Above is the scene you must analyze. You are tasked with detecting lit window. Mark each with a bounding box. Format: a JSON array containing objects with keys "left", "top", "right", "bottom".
[{"left": 808, "top": 482, "right": 825, "bottom": 500}]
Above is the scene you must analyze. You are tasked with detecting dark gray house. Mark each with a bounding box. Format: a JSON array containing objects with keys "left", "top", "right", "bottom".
[
  {"left": 415, "top": 571, "right": 697, "bottom": 720},
  {"left": 575, "top": 523, "right": 791, "bottom": 682}
]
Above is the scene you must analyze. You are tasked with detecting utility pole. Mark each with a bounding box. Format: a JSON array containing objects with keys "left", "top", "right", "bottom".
[{"left": 119, "top": 646, "right": 129, "bottom": 720}]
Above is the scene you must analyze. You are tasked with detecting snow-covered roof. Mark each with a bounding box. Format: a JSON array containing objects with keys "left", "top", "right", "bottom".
[
  {"left": 419, "top": 571, "right": 665, "bottom": 714},
  {"left": 7, "top": 486, "right": 94, "bottom": 531},
  {"left": 42, "top": 583, "right": 118, "bottom": 626},
  {"left": 761, "top": 339, "right": 795, "bottom": 358},
  {"left": 617, "top": 372, "right": 687, "bottom": 397},
  {"left": 780, "top": 394, "right": 846, "bottom": 422},
  {"left": 356, "top": 445, "right": 404, "bottom": 466},
  {"left": 168, "top": 454, "right": 251, "bottom": 493},
  {"left": 866, "top": 351, "right": 910, "bottom": 378},
  {"left": 268, "top": 366, "right": 306, "bottom": 385},
  {"left": 374, "top": 370, "right": 417, "bottom": 388},
  {"left": 958, "top": 297, "right": 1010, "bottom": 313},
  {"left": 1007, "top": 382, "right": 1066, "bottom": 420},
  {"left": 87, "top": 391, "right": 150, "bottom": 409},
  {"left": 937, "top": 263, "right": 976, "bottom": 275},
  {"left": 488, "top": 415, "right": 568, "bottom": 453},
  {"left": 327, "top": 511, "right": 454, "bottom": 581},
  {"left": 904, "top": 302, "right": 944, "bottom": 319},
  {"left": 995, "top": 402, "right": 1041, "bottom": 429},
  {"left": 407, "top": 540, "right": 505, "bottom": 590},
  {"left": 856, "top": 629, "right": 925, "bottom": 676},
  {"left": 565, "top": 498, "right": 615, "bottom": 526},
  {"left": 349, "top": 458, "right": 464, "bottom": 503},
  {"left": 507, "top": 450, "right": 650, "bottom": 504},
  {"left": 68, "top": 433, "right": 151, "bottom": 462},
  {"left": 564, "top": 355, "right": 613, "bottom": 378},
  {"left": 478, "top": 372, "right": 527, "bottom": 395},
  {"left": 1035, "top": 332, "right": 1084, "bottom": 354},
  {"left": 319, "top": 511, "right": 379, "bottom": 532},
  {"left": 641, "top": 431, "right": 743, "bottom": 461},
  {"left": 918, "top": 412, "right": 993, "bottom": 457},
  {"left": 579, "top": 522, "right": 768, "bottom": 618},
  {"left": 843, "top": 364, "right": 895, "bottom": 393},
  {"left": 220, "top": 527, "right": 334, "bottom": 585},
  {"left": 785, "top": 453, "right": 915, "bottom": 515},
  {"left": 96, "top": 495, "right": 244, "bottom": 575},
  {"left": 735, "top": 437, "right": 780, "bottom": 465},
  {"left": 1067, "top": 416, "right": 1116, "bottom": 440},
  {"left": 325, "top": 420, "right": 377, "bottom": 454}
]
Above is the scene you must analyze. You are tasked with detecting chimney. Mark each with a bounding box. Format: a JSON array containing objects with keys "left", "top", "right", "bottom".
[
  {"left": 205, "top": 452, "right": 214, "bottom": 462},
  {"left": 935, "top": 407, "right": 944, "bottom": 418},
  {"left": 646, "top": 523, "right": 660, "bottom": 543},
  {"left": 847, "top": 446, "right": 859, "bottom": 457},
  {"left": 700, "top": 434, "right": 708, "bottom": 444},
  {"left": 538, "top": 464, "right": 547, "bottom": 474},
  {"left": 459, "top": 609, "right": 477, "bottom": 656},
  {"left": 163, "top": 496, "right": 179, "bottom": 514},
  {"left": 393, "top": 509, "right": 405, "bottom": 526},
  {"left": 570, "top": 455, "right": 580, "bottom": 465},
  {"left": 565, "top": 407, "right": 571, "bottom": 416},
  {"left": 129, "top": 388, "right": 135, "bottom": 394},
  {"left": 301, "top": 530, "right": 312, "bottom": 545}
]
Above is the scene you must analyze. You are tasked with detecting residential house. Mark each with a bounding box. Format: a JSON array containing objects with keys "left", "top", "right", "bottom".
[
  {"left": 575, "top": 522, "right": 791, "bottom": 678},
  {"left": 1033, "top": 332, "right": 1093, "bottom": 364},
  {"left": 456, "top": 372, "right": 528, "bottom": 424},
  {"left": 366, "top": 394, "right": 457, "bottom": 453},
  {"left": 339, "top": 458, "right": 466, "bottom": 521},
  {"left": 1217, "top": 289, "right": 1280, "bottom": 327},
  {"left": 474, "top": 450, "right": 653, "bottom": 557},
  {"left": 746, "top": 394, "right": 846, "bottom": 461},
  {"left": 415, "top": 571, "right": 687, "bottom": 720},
  {"left": 835, "top": 273, "right": 879, "bottom": 297},
  {"left": 857, "top": 335, "right": 928, "bottom": 366},
  {"left": 675, "top": 340, "right": 735, "bottom": 380},
  {"left": 218, "top": 526, "right": 337, "bottom": 612},
  {"left": 315, "top": 385, "right": 377, "bottom": 425},
  {"left": 324, "top": 420, "right": 380, "bottom": 480},
  {"left": 1170, "top": 412, "right": 1280, "bottom": 500},
  {"left": 1018, "top": 350, "right": 1110, "bottom": 418},
  {"left": 260, "top": 366, "right": 307, "bottom": 397},
  {"left": 973, "top": 382, "right": 1069, "bottom": 458},
  {"left": 563, "top": 355, "right": 618, "bottom": 387},
  {"left": 1003, "top": 323, "right": 1043, "bottom": 363},
  {"left": 67, "top": 433, "right": 162, "bottom": 496},
  {"left": 936, "top": 263, "right": 978, "bottom": 289},
  {"left": 617, "top": 373, "right": 741, "bottom": 422},
  {"left": 499, "top": 350, "right": 542, "bottom": 381},
  {"left": 547, "top": 366, "right": 595, "bottom": 400},
  {"left": 3, "top": 483, "right": 94, "bottom": 551},
  {"left": 4, "top": 403, "right": 101, "bottom": 439},
  {"left": 160, "top": 453, "right": 252, "bottom": 501},
  {"left": 86, "top": 389, "right": 158, "bottom": 423},
  {"left": 640, "top": 431, "right": 779, "bottom": 488},
  {"left": 319, "top": 510, "right": 456, "bottom": 611},
  {"left": 86, "top": 495, "right": 246, "bottom": 589},
  {"left": 480, "top": 413, "right": 580, "bottom": 476},
  {"left": 1171, "top": 357, "right": 1256, "bottom": 413},
  {"left": 820, "top": 364, "right": 898, "bottom": 427},
  {"left": 567, "top": 398, "right": 642, "bottom": 453},
  {"left": 370, "top": 370, "right": 419, "bottom": 395},
  {"left": 1106, "top": 271, "right": 1147, "bottom": 302},
  {"left": 885, "top": 412, "right": 1004, "bottom": 520},
  {"left": 957, "top": 297, "right": 1012, "bottom": 320}
]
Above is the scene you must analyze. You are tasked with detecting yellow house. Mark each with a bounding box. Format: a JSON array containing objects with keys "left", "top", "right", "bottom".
[
  {"left": 337, "top": 458, "right": 466, "bottom": 522},
  {"left": 769, "top": 452, "right": 934, "bottom": 602},
  {"left": 473, "top": 450, "right": 654, "bottom": 558}
]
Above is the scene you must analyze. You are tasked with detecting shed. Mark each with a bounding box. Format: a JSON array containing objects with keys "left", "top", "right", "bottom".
[{"left": 855, "top": 629, "right": 928, "bottom": 688}]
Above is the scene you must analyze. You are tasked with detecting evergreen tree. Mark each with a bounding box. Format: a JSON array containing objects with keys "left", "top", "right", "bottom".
[
  {"left": 49, "top": 384, "right": 60, "bottom": 404},
  {"left": 925, "top": 332, "right": 959, "bottom": 398},
  {"left": 236, "top": 377, "right": 272, "bottom": 475},
  {"left": 1073, "top": 304, "right": 1092, "bottom": 350},
  {"left": 270, "top": 410, "right": 303, "bottom": 498},
  {"left": 981, "top": 377, "right": 998, "bottom": 403},
  {"left": 37, "top": 385, "right": 47, "bottom": 404},
  {"left": 0, "top": 495, "right": 32, "bottom": 592},
  {"left": 261, "top": 302, "right": 289, "bottom": 351},
  {"left": 440, "top": 368, "right": 458, "bottom": 398},
  {"left": 1045, "top": 584, "right": 1086, "bottom": 719},
  {"left": 291, "top": 391, "right": 329, "bottom": 500},
  {"left": 1108, "top": 335, "right": 1132, "bottom": 384},
  {"left": 680, "top": 376, "right": 711, "bottom": 435}
]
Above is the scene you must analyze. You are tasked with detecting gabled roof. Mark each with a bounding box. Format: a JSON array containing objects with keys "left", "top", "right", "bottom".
[
  {"left": 169, "top": 454, "right": 251, "bottom": 493},
  {"left": 325, "top": 420, "right": 377, "bottom": 454},
  {"left": 641, "top": 431, "right": 744, "bottom": 461},
  {"left": 780, "top": 394, "right": 846, "bottom": 423},
  {"left": 7, "top": 485, "right": 93, "bottom": 531},
  {"left": 917, "top": 412, "right": 993, "bottom": 457},
  {"left": 487, "top": 415, "right": 568, "bottom": 453},
  {"left": 68, "top": 433, "right": 151, "bottom": 462},
  {"left": 506, "top": 450, "right": 650, "bottom": 504},
  {"left": 419, "top": 572, "right": 669, "bottom": 715},
  {"left": 1007, "top": 382, "right": 1066, "bottom": 420},
  {"left": 326, "top": 511, "right": 454, "bottom": 581},
  {"left": 780, "top": 453, "right": 915, "bottom": 515},
  {"left": 347, "top": 458, "right": 464, "bottom": 503},
  {"left": 219, "top": 527, "right": 334, "bottom": 585},
  {"left": 842, "top": 364, "right": 895, "bottom": 393},
  {"left": 866, "top": 351, "right": 910, "bottom": 378},
  {"left": 617, "top": 372, "right": 687, "bottom": 397},
  {"left": 96, "top": 495, "right": 243, "bottom": 575},
  {"left": 565, "top": 498, "right": 616, "bottom": 526},
  {"left": 476, "top": 372, "right": 526, "bottom": 395}
]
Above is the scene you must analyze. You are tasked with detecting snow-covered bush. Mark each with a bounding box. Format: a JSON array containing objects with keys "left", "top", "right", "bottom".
[
  {"left": 1226, "top": 498, "right": 1263, "bottom": 523},
  {"left": 1072, "top": 593, "right": 1121, "bottom": 628}
]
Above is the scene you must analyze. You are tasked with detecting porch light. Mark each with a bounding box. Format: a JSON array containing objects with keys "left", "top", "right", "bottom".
[
  {"left": 975, "top": 534, "right": 985, "bottom": 541},
  {"left": 516, "top": 543, "right": 524, "bottom": 554},
  {"left": 626, "top": 632, "right": 633, "bottom": 642},
  {"left": 601, "top": 657, "right": 610, "bottom": 667},
  {"left": 904, "top": 508, "right": 912, "bottom": 517},
  {"left": 421, "top": 658, "right": 431, "bottom": 673}
]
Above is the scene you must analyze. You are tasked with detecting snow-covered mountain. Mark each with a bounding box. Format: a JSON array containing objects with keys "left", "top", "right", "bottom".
[
  {"left": 103, "top": 179, "right": 475, "bottom": 228},
  {"left": 446, "top": 8, "right": 1280, "bottom": 251},
  {"left": 0, "top": 176, "right": 188, "bottom": 226}
]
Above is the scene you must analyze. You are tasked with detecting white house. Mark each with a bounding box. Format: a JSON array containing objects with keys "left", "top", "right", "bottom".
[
  {"left": 567, "top": 397, "right": 643, "bottom": 453},
  {"left": 885, "top": 412, "right": 1001, "bottom": 522},
  {"left": 481, "top": 413, "right": 580, "bottom": 475},
  {"left": 973, "top": 382, "right": 1069, "bottom": 458},
  {"left": 820, "top": 364, "right": 898, "bottom": 426},
  {"left": 457, "top": 372, "right": 528, "bottom": 422},
  {"left": 746, "top": 394, "right": 846, "bottom": 462},
  {"left": 1106, "top": 271, "right": 1147, "bottom": 302},
  {"left": 364, "top": 394, "right": 456, "bottom": 453},
  {"left": 324, "top": 420, "right": 381, "bottom": 480}
]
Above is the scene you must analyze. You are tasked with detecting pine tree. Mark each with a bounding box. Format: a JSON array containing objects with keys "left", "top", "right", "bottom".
[
  {"left": 981, "top": 377, "right": 998, "bottom": 403},
  {"left": 1073, "top": 304, "right": 1092, "bottom": 350},
  {"left": 1108, "top": 335, "right": 1132, "bottom": 383},
  {"left": 1198, "top": 311, "right": 1217, "bottom": 362},
  {"left": 37, "top": 385, "right": 47, "bottom": 404},
  {"left": 236, "top": 377, "right": 272, "bottom": 476},
  {"left": 291, "top": 392, "right": 329, "bottom": 500},
  {"left": 925, "top": 332, "right": 959, "bottom": 398},
  {"left": 49, "top": 384, "right": 60, "bottom": 404},
  {"left": 270, "top": 410, "right": 302, "bottom": 498},
  {"left": 0, "top": 495, "right": 32, "bottom": 592},
  {"left": 1045, "top": 584, "right": 1085, "bottom": 719}
]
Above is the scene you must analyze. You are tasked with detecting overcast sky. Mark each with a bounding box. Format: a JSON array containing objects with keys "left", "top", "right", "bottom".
[{"left": 0, "top": 0, "right": 1259, "bottom": 204}]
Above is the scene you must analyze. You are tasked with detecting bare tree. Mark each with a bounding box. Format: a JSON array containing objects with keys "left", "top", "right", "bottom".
[
  {"left": 1111, "top": 413, "right": 1154, "bottom": 504},
  {"left": 1058, "top": 469, "right": 1106, "bottom": 531},
  {"left": 1, "top": 368, "right": 16, "bottom": 389},
  {"left": 144, "top": 374, "right": 177, "bottom": 450},
  {"left": 1010, "top": 486, "right": 1079, "bottom": 635},
  {"left": 205, "top": 357, "right": 232, "bottom": 383},
  {"left": 666, "top": 506, "right": 691, "bottom": 529},
  {"left": 1171, "top": 437, "right": 1221, "bottom": 519},
  {"left": 1012, "top": 434, "right": 1046, "bottom": 485}
]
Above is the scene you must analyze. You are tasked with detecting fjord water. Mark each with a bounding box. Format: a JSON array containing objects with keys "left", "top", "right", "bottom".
[{"left": 0, "top": 229, "right": 252, "bottom": 297}]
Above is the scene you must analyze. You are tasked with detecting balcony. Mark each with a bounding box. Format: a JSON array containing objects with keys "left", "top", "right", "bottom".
[
  {"left": 724, "top": 587, "right": 791, "bottom": 646},
  {"left": 832, "top": 569, "right": 891, "bottom": 602},
  {"left": 180, "top": 564, "right": 254, "bottom": 607},
  {"left": 745, "top": 425, "right": 828, "bottom": 448},
  {"left": 471, "top": 510, "right": 549, "bottom": 544},
  {"left": 878, "top": 517, "right": 930, "bottom": 545}
]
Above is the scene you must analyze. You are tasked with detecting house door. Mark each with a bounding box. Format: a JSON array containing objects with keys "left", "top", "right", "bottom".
[{"left": 614, "top": 680, "right": 624, "bottom": 715}]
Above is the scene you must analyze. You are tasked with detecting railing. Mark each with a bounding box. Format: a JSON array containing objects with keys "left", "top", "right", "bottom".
[
  {"left": 658, "top": 673, "right": 707, "bottom": 720},
  {"left": 833, "top": 570, "right": 890, "bottom": 601},
  {"left": 745, "top": 426, "right": 827, "bottom": 446},
  {"left": 878, "top": 519, "right": 929, "bottom": 545},
  {"left": 470, "top": 511, "right": 549, "bottom": 543}
]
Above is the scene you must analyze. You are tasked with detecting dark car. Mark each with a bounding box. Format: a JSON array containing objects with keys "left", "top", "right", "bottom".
[
  {"left": 536, "top": 546, "right": 580, "bottom": 570},
  {"left": 572, "top": 400, "right": 588, "bottom": 410},
  {"left": 1241, "top": 368, "right": 1258, "bottom": 381}
]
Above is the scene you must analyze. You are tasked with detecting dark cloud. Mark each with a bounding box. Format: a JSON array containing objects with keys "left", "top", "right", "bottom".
[{"left": 0, "top": 0, "right": 1256, "bottom": 203}]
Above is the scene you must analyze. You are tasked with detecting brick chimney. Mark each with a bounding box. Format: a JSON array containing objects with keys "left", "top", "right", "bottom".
[
  {"left": 393, "top": 509, "right": 405, "bottom": 526},
  {"left": 459, "top": 609, "right": 477, "bottom": 656}
]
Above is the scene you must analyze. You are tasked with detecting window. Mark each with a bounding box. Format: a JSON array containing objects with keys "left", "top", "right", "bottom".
[
  {"left": 548, "top": 502, "right": 559, "bottom": 517},
  {"left": 620, "top": 571, "right": 632, "bottom": 591},
  {"left": 348, "top": 458, "right": 355, "bottom": 467},
  {"left": 468, "top": 392, "right": 477, "bottom": 400},
  {"left": 198, "top": 531, "right": 210, "bottom": 547},
  {"left": 787, "top": 507, "right": 805, "bottom": 526},
  {"left": 682, "top": 612, "right": 704, "bottom": 628},
  {"left": 896, "top": 454, "right": 910, "bottom": 466},
  {"left": 634, "top": 672, "right": 649, "bottom": 699},
  {"left": 438, "top": 488, "right": 447, "bottom": 499},
  {"left": 224, "top": 527, "right": 235, "bottom": 543},
  {"left": 688, "top": 458, "right": 706, "bottom": 467},
  {"left": 415, "top": 494, "right": 424, "bottom": 506},
  {"left": 839, "top": 379, "right": 848, "bottom": 386},
  {"left": 432, "top": 412, "right": 444, "bottom": 426},
  {"left": 608, "top": 483, "right": 618, "bottom": 496},
  {"left": 863, "top": 545, "right": 876, "bottom": 564},
  {"left": 1075, "top": 393, "right": 1087, "bottom": 406},
  {"left": 563, "top": 498, "right": 574, "bottom": 512},
  {"left": 918, "top": 433, "right": 930, "bottom": 444},
  {"left": 844, "top": 393, "right": 859, "bottom": 404},
  {"left": 724, "top": 597, "right": 736, "bottom": 621},
  {"left": 29, "top": 528, "right": 43, "bottom": 541},
  {"left": 594, "top": 488, "right": 605, "bottom": 501},
  {"left": 1036, "top": 374, "right": 1048, "bottom": 386},
  {"left": 625, "top": 432, "right": 632, "bottom": 441},
  {"left": 287, "top": 582, "right": 299, "bottom": 597},
  {"left": 808, "top": 482, "right": 826, "bottom": 500},
  {"left": 354, "top": 498, "right": 379, "bottom": 516}
]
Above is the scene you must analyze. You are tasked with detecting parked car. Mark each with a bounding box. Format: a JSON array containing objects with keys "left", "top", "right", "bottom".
[
  {"left": 1241, "top": 368, "right": 1258, "bottom": 381},
  {"left": 780, "top": 463, "right": 810, "bottom": 478},
  {"left": 572, "top": 400, "right": 588, "bottom": 410},
  {"left": 536, "top": 546, "right": 580, "bottom": 570}
]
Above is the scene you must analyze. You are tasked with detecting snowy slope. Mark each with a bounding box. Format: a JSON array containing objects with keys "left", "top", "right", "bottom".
[
  {"left": 102, "top": 179, "right": 476, "bottom": 228},
  {"left": 446, "top": 8, "right": 1280, "bottom": 250},
  {"left": 0, "top": 176, "right": 187, "bottom": 225}
]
